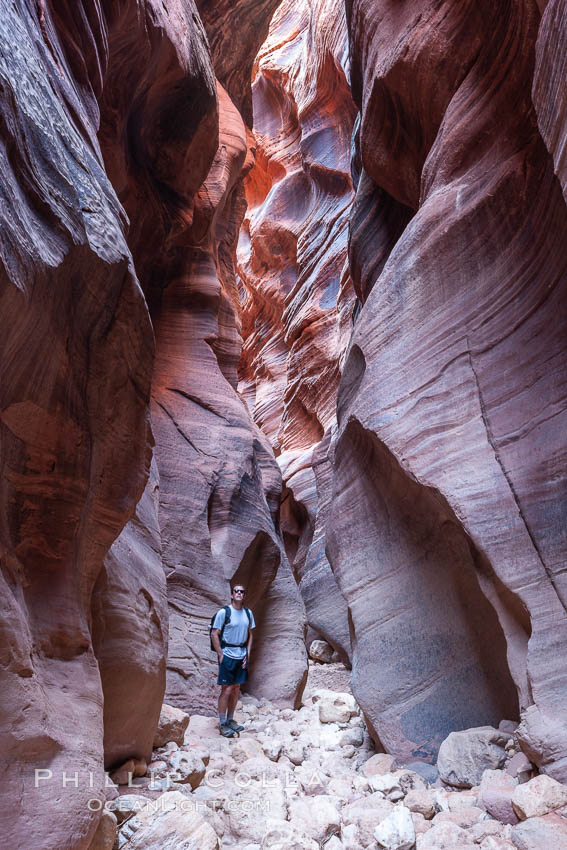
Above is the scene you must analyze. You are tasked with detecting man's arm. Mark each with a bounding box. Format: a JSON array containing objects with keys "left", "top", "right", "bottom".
[
  {"left": 211, "top": 628, "right": 223, "bottom": 663},
  {"left": 242, "top": 628, "right": 254, "bottom": 669}
]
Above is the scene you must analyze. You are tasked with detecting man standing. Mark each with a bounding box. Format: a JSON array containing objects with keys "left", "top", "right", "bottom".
[{"left": 211, "top": 584, "right": 255, "bottom": 737}]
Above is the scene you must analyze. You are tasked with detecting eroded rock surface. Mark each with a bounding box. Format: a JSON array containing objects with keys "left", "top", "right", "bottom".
[
  {"left": 237, "top": 0, "right": 356, "bottom": 660},
  {"left": 327, "top": 0, "right": 567, "bottom": 771},
  {"left": 0, "top": 1, "right": 156, "bottom": 846}
]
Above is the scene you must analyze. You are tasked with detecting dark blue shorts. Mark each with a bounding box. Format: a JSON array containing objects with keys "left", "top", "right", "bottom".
[{"left": 217, "top": 653, "right": 248, "bottom": 685}]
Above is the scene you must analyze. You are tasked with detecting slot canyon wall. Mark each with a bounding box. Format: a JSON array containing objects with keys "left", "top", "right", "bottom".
[
  {"left": 237, "top": 0, "right": 357, "bottom": 662},
  {"left": 329, "top": 0, "right": 567, "bottom": 776},
  {"left": 0, "top": 0, "right": 306, "bottom": 847},
  {"left": 0, "top": 0, "right": 566, "bottom": 848},
  {"left": 239, "top": 0, "right": 567, "bottom": 778}
]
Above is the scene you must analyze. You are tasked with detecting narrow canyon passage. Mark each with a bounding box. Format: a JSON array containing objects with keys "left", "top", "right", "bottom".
[{"left": 0, "top": 0, "right": 566, "bottom": 848}]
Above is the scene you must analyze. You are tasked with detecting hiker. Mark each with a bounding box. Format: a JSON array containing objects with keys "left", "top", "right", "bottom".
[{"left": 211, "top": 583, "right": 255, "bottom": 737}]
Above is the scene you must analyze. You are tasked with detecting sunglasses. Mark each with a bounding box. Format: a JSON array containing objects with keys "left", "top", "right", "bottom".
[{"left": 232, "top": 589, "right": 246, "bottom": 595}]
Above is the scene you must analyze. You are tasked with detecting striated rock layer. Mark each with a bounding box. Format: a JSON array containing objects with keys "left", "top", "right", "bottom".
[
  {"left": 0, "top": 0, "right": 306, "bottom": 847},
  {"left": 98, "top": 0, "right": 308, "bottom": 712},
  {"left": 0, "top": 1, "right": 156, "bottom": 847},
  {"left": 328, "top": 0, "right": 567, "bottom": 774},
  {"left": 149, "top": 81, "right": 306, "bottom": 712},
  {"left": 237, "top": 0, "right": 356, "bottom": 660}
]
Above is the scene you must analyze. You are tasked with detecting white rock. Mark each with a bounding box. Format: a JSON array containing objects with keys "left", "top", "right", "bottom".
[
  {"left": 309, "top": 640, "right": 334, "bottom": 663},
  {"left": 295, "top": 763, "right": 329, "bottom": 795},
  {"left": 263, "top": 738, "right": 283, "bottom": 762},
  {"left": 261, "top": 820, "right": 318, "bottom": 849},
  {"left": 153, "top": 704, "right": 190, "bottom": 748},
  {"left": 168, "top": 750, "right": 206, "bottom": 789},
  {"left": 340, "top": 727, "right": 364, "bottom": 747},
  {"left": 512, "top": 774, "right": 567, "bottom": 819},
  {"left": 119, "top": 791, "right": 219, "bottom": 849},
  {"left": 316, "top": 691, "right": 359, "bottom": 724},
  {"left": 283, "top": 739, "right": 306, "bottom": 766},
  {"left": 340, "top": 823, "right": 360, "bottom": 850},
  {"left": 288, "top": 796, "right": 341, "bottom": 842},
  {"left": 368, "top": 772, "right": 404, "bottom": 801},
  {"left": 374, "top": 805, "right": 415, "bottom": 850},
  {"left": 479, "top": 838, "right": 515, "bottom": 850}
]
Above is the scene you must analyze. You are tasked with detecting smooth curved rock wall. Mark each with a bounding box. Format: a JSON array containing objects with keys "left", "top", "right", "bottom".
[
  {"left": 98, "top": 0, "right": 307, "bottom": 714},
  {"left": 330, "top": 0, "right": 567, "bottom": 774},
  {"left": 237, "top": 0, "right": 356, "bottom": 659},
  {"left": 0, "top": 1, "right": 156, "bottom": 846}
]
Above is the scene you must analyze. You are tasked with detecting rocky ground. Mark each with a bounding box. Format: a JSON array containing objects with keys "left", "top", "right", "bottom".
[{"left": 92, "top": 661, "right": 567, "bottom": 850}]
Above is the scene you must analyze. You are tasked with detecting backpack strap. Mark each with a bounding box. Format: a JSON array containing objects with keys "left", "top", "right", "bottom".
[{"left": 219, "top": 605, "right": 231, "bottom": 648}]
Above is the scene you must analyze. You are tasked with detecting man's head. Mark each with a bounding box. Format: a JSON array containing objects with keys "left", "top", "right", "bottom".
[{"left": 231, "top": 584, "right": 246, "bottom": 605}]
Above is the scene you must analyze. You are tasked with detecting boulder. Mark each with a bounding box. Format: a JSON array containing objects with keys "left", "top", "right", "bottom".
[
  {"left": 470, "top": 821, "right": 506, "bottom": 843},
  {"left": 404, "top": 790, "right": 436, "bottom": 819},
  {"left": 405, "top": 762, "right": 440, "bottom": 785},
  {"left": 369, "top": 772, "right": 405, "bottom": 801},
  {"left": 309, "top": 640, "right": 335, "bottom": 663},
  {"left": 288, "top": 796, "right": 341, "bottom": 843},
  {"left": 512, "top": 773, "right": 567, "bottom": 819},
  {"left": 505, "top": 753, "right": 533, "bottom": 784},
  {"left": 362, "top": 753, "right": 398, "bottom": 778},
  {"left": 437, "top": 728, "right": 509, "bottom": 788},
  {"left": 153, "top": 705, "right": 190, "bottom": 748},
  {"left": 118, "top": 791, "right": 219, "bottom": 849},
  {"left": 511, "top": 813, "right": 567, "bottom": 850},
  {"left": 232, "top": 737, "right": 265, "bottom": 764},
  {"left": 415, "top": 820, "right": 472, "bottom": 849},
  {"left": 432, "top": 807, "right": 484, "bottom": 829},
  {"left": 110, "top": 758, "right": 147, "bottom": 786},
  {"left": 167, "top": 750, "right": 206, "bottom": 789},
  {"left": 340, "top": 727, "right": 365, "bottom": 748},
  {"left": 107, "top": 795, "right": 153, "bottom": 824},
  {"left": 318, "top": 693, "right": 359, "bottom": 724},
  {"left": 479, "top": 839, "right": 515, "bottom": 850},
  {"left": 88, "top": 811, "right": 118, "bottom": 850},
  {"left": 261, "top": 820, "right": 318, "bottom": 850},
  {"left": 478, "top": 769, "right": 519, "bottom": 824},
  {"left": 342, "top": 796, "right": 395, "bottom": 848},
  {"left": 374, "top": 805, "right": 415, "bottom": 850}
]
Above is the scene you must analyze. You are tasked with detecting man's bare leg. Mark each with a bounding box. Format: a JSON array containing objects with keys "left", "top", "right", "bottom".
[
  {"left": 227, "top": 685, "right": 240, "bottom": 719},
  {"left": 218, "top": 685, "right": 232, "bottom": 718}
]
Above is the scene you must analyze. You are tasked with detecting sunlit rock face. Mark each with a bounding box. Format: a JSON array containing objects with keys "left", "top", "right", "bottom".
[
  {"left": 329, "top": 0, "right": 567, "bottom": 773},
  {"left": 237, "top": 0, "right": 356, "bottom": 660},
  {"left": 533, "top": 0, "right": 567, "bottom": 202}
]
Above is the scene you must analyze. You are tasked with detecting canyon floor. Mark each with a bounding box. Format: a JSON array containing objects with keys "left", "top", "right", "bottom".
[{"left": 97, "top": 660, "right": 567, "bottom": 850}]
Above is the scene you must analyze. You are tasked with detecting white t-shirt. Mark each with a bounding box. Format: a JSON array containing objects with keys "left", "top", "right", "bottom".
[{"left": 213, "top": 605, "right": 255, "bottom": 659}]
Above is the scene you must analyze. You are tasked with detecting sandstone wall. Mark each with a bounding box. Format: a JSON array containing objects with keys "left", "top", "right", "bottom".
[
  {"left": 0, "top": 1, "right": 155, "bottom": 846},
  {"left": 0, "top": 1, "right": 306, "bottom": 847},
  {"left": 237, "top": 0, "right": 356, "bottom": 660},
  {"left": 328, "top": 0, "right": 567, "bottom": 774}
]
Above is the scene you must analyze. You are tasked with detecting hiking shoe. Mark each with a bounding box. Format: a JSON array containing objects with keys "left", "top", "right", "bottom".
[
  {"left": 227, "top": 719, "right": 245, "bottom": 732},
  {"left": 219, "top": 722, "right": 236, "bottom": 738}
]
